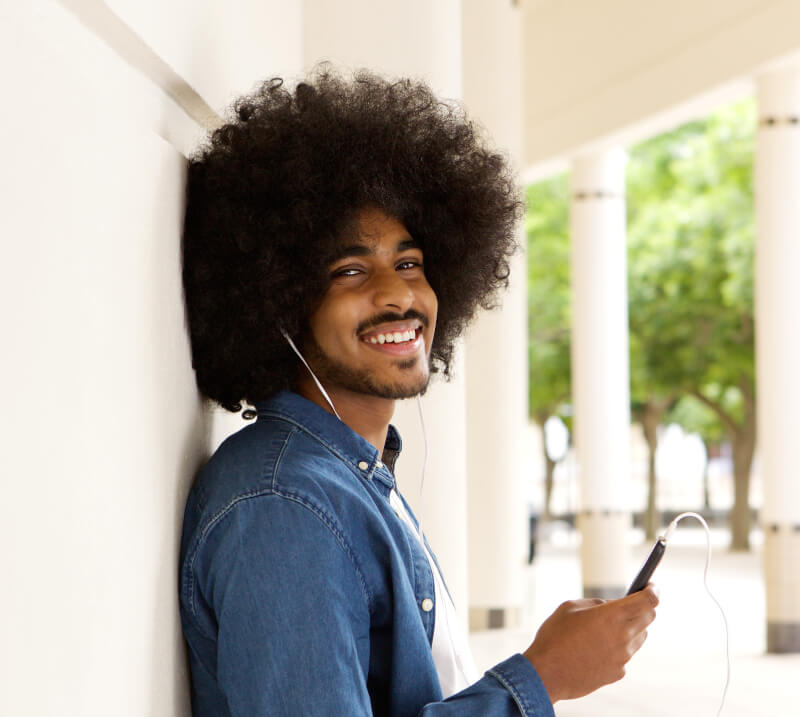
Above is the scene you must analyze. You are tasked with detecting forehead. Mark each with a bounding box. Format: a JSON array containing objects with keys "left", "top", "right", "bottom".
[{"left": 329, "top": 207, "right": 420, "bottom": 261}]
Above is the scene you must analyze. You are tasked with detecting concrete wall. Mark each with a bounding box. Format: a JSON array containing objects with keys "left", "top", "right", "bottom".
[{"left": 0, "top": 2, "right": 300, "bottom": 715}]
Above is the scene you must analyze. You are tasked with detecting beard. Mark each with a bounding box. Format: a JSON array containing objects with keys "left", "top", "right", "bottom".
[{"left": 303, "top": 334, "right": 431, "bottom": 400}]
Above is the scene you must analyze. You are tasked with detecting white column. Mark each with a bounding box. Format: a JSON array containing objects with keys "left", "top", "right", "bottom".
[
  {"left": 302, "top": 0, "right": 470, "bottom": 620},
  {"left": 756, "top": 64, "right": 800, "bottom": 654},
  {"left": 461, "top": 0, "right": 528, "bottom": 631},
  {"left": 570, "top": 149, "right": 631, "bottom": 598}
]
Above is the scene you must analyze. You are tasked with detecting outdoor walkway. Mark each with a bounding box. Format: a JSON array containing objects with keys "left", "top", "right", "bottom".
[{"left": 469, "top": 527, "right": 799, "bottom": 716}]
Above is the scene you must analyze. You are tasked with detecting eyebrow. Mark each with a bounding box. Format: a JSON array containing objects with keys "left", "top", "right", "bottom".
[{"left": 328, "top": 237, "right": 420, "bottom": 264}]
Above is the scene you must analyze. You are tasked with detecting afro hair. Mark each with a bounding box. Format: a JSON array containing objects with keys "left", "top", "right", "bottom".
[{"left": 182, "top": 67, "right": 523, "bottom": 411}]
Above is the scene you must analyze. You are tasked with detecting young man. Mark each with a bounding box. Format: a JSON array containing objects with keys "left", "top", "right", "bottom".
[{"left": 179, "top": 69, "right": 658, "bottom": 716}]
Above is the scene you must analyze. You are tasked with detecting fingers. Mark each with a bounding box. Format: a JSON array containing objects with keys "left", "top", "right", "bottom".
[
  {"left": 642, "top": 583, "right": 660, "bottom": 606},
  {"left": 616, "top": 585, "right": 659, "bottom": 624},
  {"left": 524, "top": 588, "right": 659, "bottom": 703},
  {"left": 622, "top": 583, "right": 659, "bottom": 607}
]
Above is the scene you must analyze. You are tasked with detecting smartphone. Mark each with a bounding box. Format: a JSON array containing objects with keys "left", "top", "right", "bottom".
[{"left": 626, "top": 538, "right": 666, "bottom": 595}]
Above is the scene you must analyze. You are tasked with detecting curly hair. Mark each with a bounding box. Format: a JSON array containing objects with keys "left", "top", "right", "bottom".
[{"left": 183, "top": 67, "right": 523, "bottom": 411}]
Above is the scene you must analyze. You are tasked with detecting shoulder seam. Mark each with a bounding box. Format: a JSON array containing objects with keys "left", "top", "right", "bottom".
[
  {"left": 258, "top": 410, "right": 362, "bottom": 475},
  {"left": 186, "top": 488, "right": 374, "bottom": 634}
]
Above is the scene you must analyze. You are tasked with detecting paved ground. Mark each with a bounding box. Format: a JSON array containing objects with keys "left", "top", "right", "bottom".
[{"left": 468, "top": 527, "right": 800, "bottom": 716}]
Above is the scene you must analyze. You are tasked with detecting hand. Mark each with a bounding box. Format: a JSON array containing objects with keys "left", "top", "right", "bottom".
[{"left": 523, "top": 584, "right": 659, "bottom": 703}]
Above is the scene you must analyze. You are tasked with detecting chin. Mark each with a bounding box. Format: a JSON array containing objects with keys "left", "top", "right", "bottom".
[{"left": 366, "top": 371, "right": 431, "bottom": 400}]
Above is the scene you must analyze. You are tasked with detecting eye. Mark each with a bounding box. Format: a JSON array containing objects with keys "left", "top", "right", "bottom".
[
  {"left": 330, "top": 266, "right": 363, "bottom": 279},
  {"left": 396, "top": 259, "right": 423, "bottom": 271}
]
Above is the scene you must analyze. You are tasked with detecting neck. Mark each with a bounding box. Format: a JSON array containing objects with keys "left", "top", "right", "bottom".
[{"left": 295, "top": 377, "right": 394, "bottom": 453}]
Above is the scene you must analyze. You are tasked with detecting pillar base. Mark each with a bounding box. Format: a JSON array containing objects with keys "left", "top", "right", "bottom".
[
  {"left": 469, "top": 606, "right": 521, "bottom": 631},
  {"left": 578, "top": 510, "right": 630, "bottom": 597},
  {"left": 767, "top": 622, "right": 800, "bottom": 653},
  {"left": 764, "top": 525, "right": 800, "bottom": 653}
]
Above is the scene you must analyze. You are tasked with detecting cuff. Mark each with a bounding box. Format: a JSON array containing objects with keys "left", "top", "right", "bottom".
[{"left": 486, "top": 654, "right": 555, "bottom": 717}]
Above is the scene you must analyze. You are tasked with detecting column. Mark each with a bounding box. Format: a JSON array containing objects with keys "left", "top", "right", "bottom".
[
  {"left": 756, "top": 64, "right": 800, "bottom": 654},
  {"left": 570, "top": 149, "right": 631, "bottom": 598},
  {"left": 302, "top": 0, "right": 470, "bottom": 620},
  {"left": 462, "top": 0, "right": 529, "bottom": 631}
]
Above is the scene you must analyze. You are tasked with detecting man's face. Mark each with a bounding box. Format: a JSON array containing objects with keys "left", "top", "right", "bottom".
[{"left": 303, "top": 206, "right": 438, "bottom": 400}]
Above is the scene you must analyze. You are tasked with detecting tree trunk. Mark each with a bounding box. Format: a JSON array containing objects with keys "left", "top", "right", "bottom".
[
  {"left": 641, "top": 403, "right": 661, "bottom": 541},
  {"left": 730, "top": 423, "right": 756, "bottom": 551},
  {"left": 690, "top": 383, "right": 756, "bottom": 552},
  {"left": 543, "top": 451, "right": 556, "bottom": 521}
]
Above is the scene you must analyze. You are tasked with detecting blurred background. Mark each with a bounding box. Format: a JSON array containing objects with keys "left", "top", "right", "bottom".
[{"left": 2, "top": 1, "right": 799, "bottom": 715}]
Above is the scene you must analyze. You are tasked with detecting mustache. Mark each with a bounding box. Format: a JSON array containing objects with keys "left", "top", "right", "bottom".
[{"left": 356, "top": 309, "right": 430, "bottom": 336}]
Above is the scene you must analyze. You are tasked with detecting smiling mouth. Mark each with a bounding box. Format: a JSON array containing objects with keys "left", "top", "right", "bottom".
[
  {"left": 358, "top": 322, "right": 424, "bottom": 354},
  {"left": 363, "top": 328, "right": 419, "bottom": 345}
]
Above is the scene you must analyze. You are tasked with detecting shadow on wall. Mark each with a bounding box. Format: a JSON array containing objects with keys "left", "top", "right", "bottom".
[{"left": 143, "top": 139, "right": 212, "bottom": 717}]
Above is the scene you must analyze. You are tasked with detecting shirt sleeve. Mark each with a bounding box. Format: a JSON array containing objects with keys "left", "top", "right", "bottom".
[
  {"left": 420, "top": 654, "right": 556, "bottom": 717},
  {"left": 195, "top": 493, "right": 374, "bottom": 717}
]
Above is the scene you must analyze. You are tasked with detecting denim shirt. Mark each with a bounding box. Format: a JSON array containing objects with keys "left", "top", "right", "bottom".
[{"left": 179, "top": 390, "right": 554, "bottom": 717}]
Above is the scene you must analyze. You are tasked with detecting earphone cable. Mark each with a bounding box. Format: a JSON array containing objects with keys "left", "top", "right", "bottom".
[{"left": 662, "top": 511, "right": 731, "bottom": 716}]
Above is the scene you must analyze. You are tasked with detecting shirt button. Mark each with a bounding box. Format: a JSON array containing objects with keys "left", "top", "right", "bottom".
[
  {"left": 358, "top": 461, "right": 368, "bottom": 470},
  {"left": 421, "top": 598, "right": 434, "bottom": 612},
  {"left": 376, "top": 460, "right": 383, "bottom": 468}
]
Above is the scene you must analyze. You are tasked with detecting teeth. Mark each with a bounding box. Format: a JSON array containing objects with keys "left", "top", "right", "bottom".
[{"left": 365, "top": 329, "right": 418, "bottom": 344}]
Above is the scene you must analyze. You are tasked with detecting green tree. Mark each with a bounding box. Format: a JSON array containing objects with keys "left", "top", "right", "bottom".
[
  {"left": 527, "top": 99, "right": 757, "bottom": 549},
  {"left": 527, "top": 174, "right": 572, "bottom": 519},
  {"left": 627, "top": 97, "right": 757, "bottom": 550}
]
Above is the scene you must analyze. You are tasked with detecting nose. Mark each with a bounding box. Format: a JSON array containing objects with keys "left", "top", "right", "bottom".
[{"left": 370, "top": 267, "right": 414, "bottom": 312}]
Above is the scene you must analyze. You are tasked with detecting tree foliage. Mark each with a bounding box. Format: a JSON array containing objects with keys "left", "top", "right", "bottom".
[
  {"left": 527, "top": 97, "right": 758, "bottom": 548},
  {"left": 627, "top": 99, "right": 756, "bottom": 400},
  {"left": 526, "top": 174, "right": 572, "bottom": 426}
]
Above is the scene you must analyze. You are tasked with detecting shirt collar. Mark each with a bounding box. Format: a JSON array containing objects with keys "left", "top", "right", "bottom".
[{"left": 254, "top": 390, "right": 400, "bottom": 489}]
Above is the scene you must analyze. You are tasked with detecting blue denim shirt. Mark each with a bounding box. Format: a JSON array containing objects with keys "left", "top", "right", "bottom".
[{"left": 179, "top": 390, "right": 554, "bottom": 716}]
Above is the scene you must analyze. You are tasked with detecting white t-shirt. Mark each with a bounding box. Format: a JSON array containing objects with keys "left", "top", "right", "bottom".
[{"left": 389, "top": 489, "right": 480, "bottom": 698}]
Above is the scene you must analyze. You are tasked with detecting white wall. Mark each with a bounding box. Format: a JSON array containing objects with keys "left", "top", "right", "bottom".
[
  {"left": 0, "top": 2, "right": 301, "bottom": 715},
  {"left": 522, "top": 0, "right": 800, "bottom": 178}
]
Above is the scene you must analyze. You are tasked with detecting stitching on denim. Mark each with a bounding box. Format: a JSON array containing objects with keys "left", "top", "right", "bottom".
[
  {"left": 390, "top": 500, "right": 440, "bottom": 644},
  {"left": 188, "top": 421, "right": 295, "bottom": 615},
  {"left": 187, "top": 487, "right": 275, "bottom": 627},
  {"left": 273, "top": 488, "right": 374, "bottom": 609},
  {"left": 260, "top": 409, "right": 395, "bottom": 487},
  {"left": 271, "top": 424, "right": 296, "bottom": 491},
  {"left": 393, "top": 510, "right": 417, "bottom": 599},
  {"left": 260, "top": 410, "right": 359, "bottom": 465},
  {"left": 188, "top": 487, "right": 374, "bottom": 629},
  {"left": 486, "top": 666, "right": 531, "bottom": 715}
]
